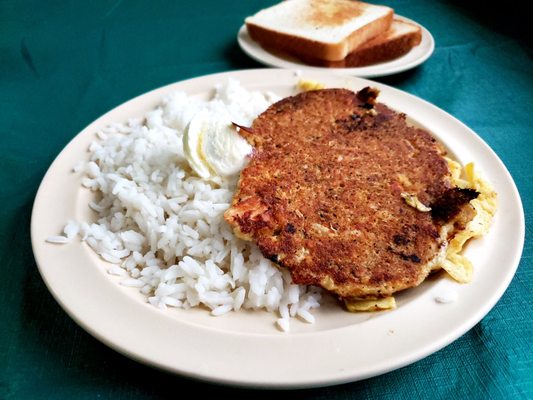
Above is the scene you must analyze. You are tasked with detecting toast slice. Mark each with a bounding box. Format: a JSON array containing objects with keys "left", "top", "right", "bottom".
[
  {"left": 245, "top": 0, "right": 394, "bottom": 62},
  {"left": 300, "top": 19, "right": 423, "bottom": 67}
]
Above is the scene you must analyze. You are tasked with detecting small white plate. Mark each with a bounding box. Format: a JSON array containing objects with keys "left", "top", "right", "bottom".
[
  {"left": 31, "top": 69, "right": 524, "bottom": 389},
  {"left": 237, "top": 16, "right": 435, "bottom": 78}
]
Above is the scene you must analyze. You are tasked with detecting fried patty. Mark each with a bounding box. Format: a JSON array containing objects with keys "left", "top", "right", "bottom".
[{"left": 225, "top": 88, "right": 475, "bottom": 299}]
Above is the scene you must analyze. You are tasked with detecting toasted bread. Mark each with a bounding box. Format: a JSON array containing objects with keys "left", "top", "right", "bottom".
[
  {"left": 245, "top": 0, "right": 394, "bottom": 62},
  {"left": 299, "top": 19, "right": 422, "bottom": 67}
]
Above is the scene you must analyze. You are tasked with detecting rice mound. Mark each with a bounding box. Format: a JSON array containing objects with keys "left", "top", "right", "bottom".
[{"left": 50, "top": 79, "right": 322, "bottom": 331}]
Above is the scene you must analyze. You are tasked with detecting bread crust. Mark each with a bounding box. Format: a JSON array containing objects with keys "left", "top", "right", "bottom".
[
  {"left": 307, "top": 21, "right": 422, "bottom": 67},
  {"left": 246, "top": 9, "right": 393, "bottom": 61},
  {"left": 344, "top": 26, "right": 421, "bottom": 66}
]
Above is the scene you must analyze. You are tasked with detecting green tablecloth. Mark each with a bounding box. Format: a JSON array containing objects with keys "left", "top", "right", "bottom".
[{"left": 1, "top": 1, "right": 531, "bottom": 398}]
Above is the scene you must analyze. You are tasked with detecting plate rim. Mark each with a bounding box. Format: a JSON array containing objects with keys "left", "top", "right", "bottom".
[
  {"left": 31, "top": 68, "right": 525, "bottom": 389},
  {"left": 237, "top": 15, "right": 435, "bottom": 77}
]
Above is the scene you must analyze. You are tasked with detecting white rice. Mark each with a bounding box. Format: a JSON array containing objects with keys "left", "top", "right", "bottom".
[{"left": 49, "top": 79, "right": 322, "bottom": 332}]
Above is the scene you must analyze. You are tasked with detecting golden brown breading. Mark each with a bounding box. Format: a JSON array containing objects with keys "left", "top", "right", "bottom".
[{"left": 225, "top": 88, "right": 475, "bottom": 299}]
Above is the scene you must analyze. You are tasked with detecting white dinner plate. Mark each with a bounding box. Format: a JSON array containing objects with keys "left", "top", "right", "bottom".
[
  {"left": 31, "top": 69, "right": 524, "bottom": 389},
  {"left": 237, "top": 16, "right": 435, "bottom": 78}
]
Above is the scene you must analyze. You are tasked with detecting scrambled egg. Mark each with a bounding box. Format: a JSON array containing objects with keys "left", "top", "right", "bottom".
[
  {"left": 401, "top": 192, "right": 432, "bottom": 212},
  {"left": 297, "top": 79, "right": 326, "bottom": 92},
  {"left": 441, "top": 159, "right": 498, "bottom": 283},
  {"left": 345, "top": 159, "right": 497, "bottom": 312},
  {"left": 345, "top": 297, "right": 396, "bottom": 312}
]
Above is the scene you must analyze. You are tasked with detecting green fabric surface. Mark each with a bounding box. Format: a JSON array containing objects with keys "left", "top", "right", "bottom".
[{"left": 1, "top": 0, "right": 531, "bottom": 398}]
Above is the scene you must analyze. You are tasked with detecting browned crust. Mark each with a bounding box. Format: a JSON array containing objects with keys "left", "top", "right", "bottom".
[
  {"left": 246, "top": 9, "right": 393, "bottom": 61},
  {"left": 431, "top": 188, "right": 479, "bottom": 222},
  {"left": 342, "top": 9, "right": 393, "bottom": 59},
  {"left": 344, "top": 24, "right": 421, "bottom": 66},
  {"left": 225, "top": 88, "right": 458, "bottom": 299},
  {"left": 298, "top": 22, "right": 422, "bottom": 67}
]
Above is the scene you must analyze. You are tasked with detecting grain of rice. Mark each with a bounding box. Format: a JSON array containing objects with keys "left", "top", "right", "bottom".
[
  {"left": 276, "top": 318, "right": 290, "bottom": 333},
  {"left": 121, "top": 279, "right": 144, "bottom": 288},
  {"left": 211, "top": 304, "right": 233, "bottom": 316},
  {"left": 108, "top": 265, "right": 127, "bottom": 276},
  {"left": 46, "top": 235, "right": 70, "bottom": 244},
  {"left": 297, "top": 309, "right": 316, "bottom": 324}
]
